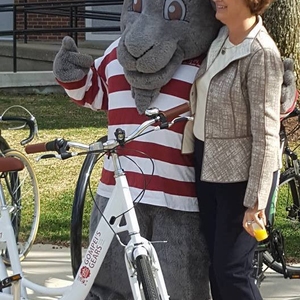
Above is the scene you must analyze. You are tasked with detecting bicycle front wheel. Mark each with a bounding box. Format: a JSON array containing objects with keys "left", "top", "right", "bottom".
[
  {"left": 71, "top": 151, "right": 101, "bottom": 276},
  {"left": 1, "top": 149, "right": 40, "bottom": 264},
  {"left": 136, "top": 255, "right": 161, "bottom": 300},
  {"left": 263, "top": 167, "right": 300, "bottom": 276}
]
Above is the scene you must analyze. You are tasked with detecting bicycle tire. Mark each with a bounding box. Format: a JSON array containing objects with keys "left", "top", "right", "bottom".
[
  {"left": 262, "top": 167, "right": 300, "bottom": 276},
  {"left": 0, "top": 135, "right": 10, "bottom": 152},
  {"left": 70, "top": 151, "right": 100, "bottom": 276},
  {"left": 136, "top": 255, "right": 160, "bottom": 300},
  {"left": 71, "top": 136, "right": 107, "bottom": 277},
  {"left": 0, "top": 149, "right": 40, "bottom": 265}
]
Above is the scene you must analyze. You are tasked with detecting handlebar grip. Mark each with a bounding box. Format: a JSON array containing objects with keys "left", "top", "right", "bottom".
[
  {"left": 160, "top": 102, "right": 190, "bottom": 121},
  {"left": 25, "top": 140, "right": 57, "bottom": 154}
]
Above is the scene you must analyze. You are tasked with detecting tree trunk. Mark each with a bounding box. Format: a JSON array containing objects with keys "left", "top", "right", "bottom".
[{"left": 263, "top": 0, "right": 300, "bottom": 88}]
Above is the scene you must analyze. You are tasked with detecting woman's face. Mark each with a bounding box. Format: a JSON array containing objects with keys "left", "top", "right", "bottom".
[{"left": 212, "top": 0, "right": 252, "bottom": 25}]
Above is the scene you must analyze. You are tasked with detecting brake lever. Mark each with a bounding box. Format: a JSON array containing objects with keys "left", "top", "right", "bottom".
[
  {"left": 172, "top": 116, "right": 194, "bottom": 123},
  {"left": 36, "top": 154, "right": 58, "bottom": 162},
  {"left": 163, "top": 116, "right": 194, "bottom": 128},
  {"left": 36, "top": 152, "right": 75, "bottom": 162}
]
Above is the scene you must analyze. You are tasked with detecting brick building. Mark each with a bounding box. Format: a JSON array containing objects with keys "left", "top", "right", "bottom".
[{"left": 0, "top": 0, "right": 121, "bottom": 42}]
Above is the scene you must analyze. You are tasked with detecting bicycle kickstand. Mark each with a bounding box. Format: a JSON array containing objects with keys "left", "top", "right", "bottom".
[
  {"left": 252, "top": 251, "right": 266, "bottom": 287},
  {"left": 0, "top": 274, "right": 22, "bottom": 300}
]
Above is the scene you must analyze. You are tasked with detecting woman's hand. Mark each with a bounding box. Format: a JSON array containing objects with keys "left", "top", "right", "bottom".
[{"left": 243, "top": 201, "right": 266, "bottom": 237}]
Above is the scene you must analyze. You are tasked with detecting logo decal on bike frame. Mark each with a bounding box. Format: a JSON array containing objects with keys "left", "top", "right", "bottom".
[{"left": 80, "top": 266, "right": 91, "bottom": 279}]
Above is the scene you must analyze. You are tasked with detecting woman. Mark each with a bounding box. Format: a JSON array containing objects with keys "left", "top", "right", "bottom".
[{"left": 189, "top": 0, "right": 283, "bottom": 299}]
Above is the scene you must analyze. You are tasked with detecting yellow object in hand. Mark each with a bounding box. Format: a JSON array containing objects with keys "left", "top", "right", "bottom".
[{"left": 252, "top": 222, "right": 268, "bottom": 242}]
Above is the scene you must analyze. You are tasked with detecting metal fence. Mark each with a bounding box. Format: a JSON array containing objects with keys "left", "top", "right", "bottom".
[{"left": 0, "top": 0, "right": 122, "bottom": 72}]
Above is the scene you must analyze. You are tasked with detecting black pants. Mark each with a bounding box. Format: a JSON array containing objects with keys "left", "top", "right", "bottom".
[{"left": 194, "top": 139, "right": 268, "bottom": 300}]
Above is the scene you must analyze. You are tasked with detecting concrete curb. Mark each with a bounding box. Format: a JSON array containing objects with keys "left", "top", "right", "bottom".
[
  {"left": 0, "top": 71, "right": 64, "bottom": 94},
  {"left": 0, "top": 71, "right": 57, "bottom": 88}
]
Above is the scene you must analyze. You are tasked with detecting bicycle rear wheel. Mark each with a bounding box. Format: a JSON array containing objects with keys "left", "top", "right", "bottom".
[
  {"left": 262, "top": 167, "right": 300, "bottom": 277},
  {"left": 0, "top": 149, "right": 40, "bottom": 265},
  {"left": 136, "top": 255, "right": 161, "bottom": 300},
  {"left": 0, "top": 135, "right": 10, "bottom": 152}
]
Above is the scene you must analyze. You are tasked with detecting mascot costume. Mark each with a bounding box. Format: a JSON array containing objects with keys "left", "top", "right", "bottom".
[{"left": 53, "top": 0, "right": 297, "bottom": 299}]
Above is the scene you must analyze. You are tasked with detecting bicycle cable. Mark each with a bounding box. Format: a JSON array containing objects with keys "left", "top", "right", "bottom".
[
  {"left": 1, "top": 105, "right": 38, "bottom": 136},
  {"left": 89, "top": 147, "right": 155, "bottom": 243}
]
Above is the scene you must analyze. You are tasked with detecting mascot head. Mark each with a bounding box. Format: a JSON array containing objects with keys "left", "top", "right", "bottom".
[{"left": 117, "top": 0, "right": 221, "bottom": 113}]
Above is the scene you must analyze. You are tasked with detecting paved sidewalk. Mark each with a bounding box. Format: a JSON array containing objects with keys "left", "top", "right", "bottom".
[
  {"left": 261, "top": 272, "right": 300, "bottom": 300},
  {"left": 7, "top": 244, "right": 300, "bottom": 299},
  {"left": 9, "top": 244, "right": 73, "bottom": 300}
]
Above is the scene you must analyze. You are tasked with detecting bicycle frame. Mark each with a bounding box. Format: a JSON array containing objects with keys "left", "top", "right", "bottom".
[{"left": 0, "top": 151, "right": 169, "bottom": 300}]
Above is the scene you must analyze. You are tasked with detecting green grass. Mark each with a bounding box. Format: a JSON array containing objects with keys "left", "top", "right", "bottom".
[
  {"left": 276, "top": 182, "right": 300, "bottom": 262},
  {"left": 0, "top": 92, "right": 300, "bottom": 264},
  {"left": 0, "top": 92, "right": 107, "bottom": 246}
]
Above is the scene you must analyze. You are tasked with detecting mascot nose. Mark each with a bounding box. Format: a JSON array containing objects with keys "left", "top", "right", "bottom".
[
  {"left": 130, "top": 45, "right": 154, "bottom": 60},
  {"left": 123, "top": 32, "right": 154, "bottom": 59},
  {"left": 122, "top": 15, "right": 161, "bottom": 59}
]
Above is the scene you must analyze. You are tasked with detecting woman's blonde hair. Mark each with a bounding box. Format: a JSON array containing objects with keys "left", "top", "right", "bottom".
[{"left": 244, "top": 0, "right": 274, "bottom": 15}]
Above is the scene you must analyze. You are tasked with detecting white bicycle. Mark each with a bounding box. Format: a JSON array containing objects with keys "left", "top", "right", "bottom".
[{"left": 0, "top": 103, "right": 191, "bottom": 300}]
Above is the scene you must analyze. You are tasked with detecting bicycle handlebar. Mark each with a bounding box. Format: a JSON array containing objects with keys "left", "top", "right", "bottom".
[
  {"left": 24, "top": 138, "right": 66, "bottom": 154},
  {"left": 281, "top": 89, "right": 300, "bottom": 122},
  {"left": 25, "top": 103, "right": 192, "bottom": 158},
  {"left": 0, "top": 115, "right": 37, "bottom": 145},
  {"left": 0, "top": 105, "right": 39, "bottom": 146},
  {"left": 282, "top": 106, "right": 300, "bottom": 121},
  {"left": 158, "top": 102, "right": 190, "bottom": 122}
]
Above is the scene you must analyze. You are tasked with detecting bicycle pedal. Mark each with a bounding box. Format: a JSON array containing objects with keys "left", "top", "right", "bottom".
[
  {"left": 290, "top": 274, "right": 300, "bottom": 279},
  {"left": 0, "top": 274, "right": 22, "bottom": 290}
]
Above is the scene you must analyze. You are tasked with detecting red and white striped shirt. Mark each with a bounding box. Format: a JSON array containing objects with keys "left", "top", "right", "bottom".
[{"left": 58, "top": 39, "right": 203, "bottom": 212}]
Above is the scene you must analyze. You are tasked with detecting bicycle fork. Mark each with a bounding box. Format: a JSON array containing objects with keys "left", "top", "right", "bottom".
[
  {"left": 111, "top": 153, "right": 169, "bottom": 299},
  {"left": 124, "top": 238, "right": 169, "bottom": 300}
]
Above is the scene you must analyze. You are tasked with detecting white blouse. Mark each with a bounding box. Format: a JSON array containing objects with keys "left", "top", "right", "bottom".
[{"left": 193, "top": 37, "right": 237, "bottom": 141}]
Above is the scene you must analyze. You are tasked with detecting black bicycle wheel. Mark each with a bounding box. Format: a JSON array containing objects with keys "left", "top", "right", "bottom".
[
  {"left": 263, "top": 167, "right": 300, "bottom": 277},
  {"left": 0, "top": 135, "right": 10, "bottom": 152},
  {"left": 70, "top": 136, "right": 107, "bottom": 277},
  {"left": 136, "top": 255, "right": 161, "bottom": 300}
]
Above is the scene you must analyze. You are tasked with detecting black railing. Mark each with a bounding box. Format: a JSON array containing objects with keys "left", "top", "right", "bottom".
[{"left": 0, "top": 0, "right": 122, "bottom": 72}]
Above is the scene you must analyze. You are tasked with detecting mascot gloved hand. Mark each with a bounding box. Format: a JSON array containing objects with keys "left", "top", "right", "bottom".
[
  {"left": 53, "top": 1, "right": 297, "bottom": 300},
  {"left": 53, "top": 36, "right": 93, "bottom": 82}
]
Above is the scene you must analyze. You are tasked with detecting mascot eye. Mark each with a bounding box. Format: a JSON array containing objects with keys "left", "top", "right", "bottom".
[
  {"left": 132, "top": 0, "right": 142, "bottom": 13},
  {"left": 163, "top": 0, "right": 186, "bottom": 21}
]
